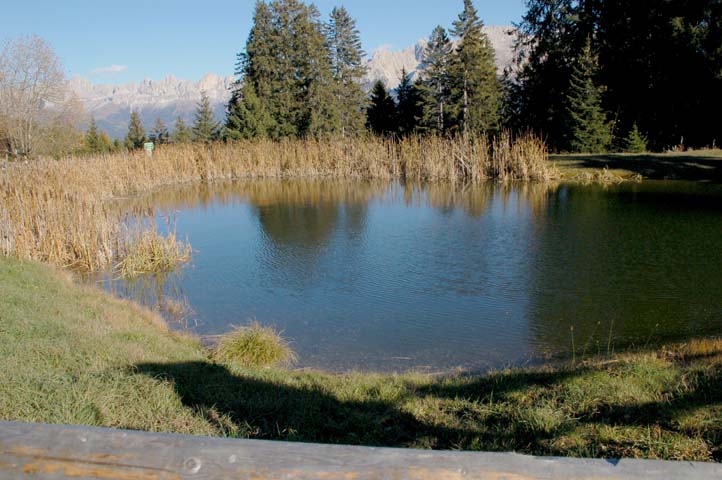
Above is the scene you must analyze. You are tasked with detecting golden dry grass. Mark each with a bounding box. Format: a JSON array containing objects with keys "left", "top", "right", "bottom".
[{"left": 0, "top": 134, "right": 555, "bottom": 271}]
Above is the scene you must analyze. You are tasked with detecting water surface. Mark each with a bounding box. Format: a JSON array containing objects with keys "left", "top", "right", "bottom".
[{"left": 98, "top": 180, "right": 722, "bottom": 372}]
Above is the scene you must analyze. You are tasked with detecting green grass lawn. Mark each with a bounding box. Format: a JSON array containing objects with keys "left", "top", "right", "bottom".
[
  {"left": 552, "top": 149, "right": 722, "bottom": 182},
  {"left": 1, "top": 257, "right": 720, "bottom": 461}
]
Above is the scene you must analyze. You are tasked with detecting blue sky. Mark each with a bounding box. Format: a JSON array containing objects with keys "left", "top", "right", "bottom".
[{"left": 3, "top": 1, "right": 524, "bottom": 84}]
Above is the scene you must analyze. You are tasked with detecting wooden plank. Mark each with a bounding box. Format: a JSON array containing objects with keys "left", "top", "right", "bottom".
[{"left": 0, "top": 421, "right": 720, "bottom": 479}]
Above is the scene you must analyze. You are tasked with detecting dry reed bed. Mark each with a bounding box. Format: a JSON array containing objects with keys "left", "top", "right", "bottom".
[{"left": 0, "top": 134, "right": 554, "bottom": 271}]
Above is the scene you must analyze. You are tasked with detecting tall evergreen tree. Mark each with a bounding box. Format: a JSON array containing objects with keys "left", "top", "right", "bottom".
[
  {"left": 395, "top": 69, "right": 423, "bottom": 136},
  {"left": 172, "top": 116, "right": 192, "bottom": 144},
  {"left": 124, "top": 111, "right": 146, "bottom": 150},
  {"left": 229, "top": 0, "right": 340, "bottom": 139},
  {"left": 327, "top": 6, "right": 366, "bottom": 137},
  {"left": 419, "top": 26, "right": 453, "bottom": 133},
  {"left": 225, "top": 82, "right": 273, "bottom": 140},
  {"left": 366, "top": 81, "right": 397, "bottom": 136},
  {"left": 449, "top": 0, "right": 501, "bottom": 136},
  {"left": 295, "top": 3, "right": 340, "bottom": 137},
  {"left": 151, "top": 117, "right": 169, "bottom": 144},
  {"left": 192, "top": 91, "right": 220, "bottom": 143},
  {"left": 512, "top": 0, "right": 587, "bottom": 150},
  {"left": 565, "top": 39, "right": 612, "bottom": 153}
]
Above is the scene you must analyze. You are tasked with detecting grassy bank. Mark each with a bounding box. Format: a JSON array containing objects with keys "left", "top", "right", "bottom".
[
  {"left": 0, "top": 135, "right": 553, "bottom": 272},
  {"left": 1, "top": 257, "right": 720, "bottom": 462},
  {"left": 553, "top": 149, "right": 722, "bottom": 182}
]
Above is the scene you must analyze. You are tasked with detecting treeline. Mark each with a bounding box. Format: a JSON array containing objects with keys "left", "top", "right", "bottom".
[
  {"left": 84, "top": 91, "right": 221, "bottom": 155},
  {"left": 91, "top": 0, "right": 722, "bottom": 155},
  {"left": 507, "top": 0, "right": 722, "bottom": 152},
  {"left": 226, "top": 0, "right": 500, "bottom": 141},
  {"left": 224, "top": 0, "right": 722, "bottom": 152}
]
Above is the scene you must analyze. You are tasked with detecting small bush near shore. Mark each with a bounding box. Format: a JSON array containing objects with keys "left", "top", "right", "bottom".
[{"left": 213, "top": 321, "right": 297, "bottom": 368}]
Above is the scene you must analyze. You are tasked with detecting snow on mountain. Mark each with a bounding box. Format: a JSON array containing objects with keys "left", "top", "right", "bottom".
[
  {"left": 69, "top": 74, "right": 234, "bottom": 139},
  {"left": 363, "top": 25, "right": 516, "bottom": 90},
  {"left": 71, "top": 26, "right": 515, "bottom": 138}
]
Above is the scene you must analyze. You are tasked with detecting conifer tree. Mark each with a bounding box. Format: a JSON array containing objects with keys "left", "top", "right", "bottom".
[
  {"left": 419, "top": 26, "right": 453, "bottom": 134},
  {"left": 112, "top": 138, "right": 123, "bottom": 151},
  {"left": 327, "top": 6, "right": 366, "bottom": 137},
  {"left": 172, "top": 117, "right": 192, "bottom": 144},
  {"left": 97, "top": 132, "right": 113, "bottom": 153},
  {"left": 192, "top": 91, "right": 220, "bottom": 143},
  {"left": 225, "top": 82, "right": 272, "bottom": 140},
  {"left": 84, "top": 116, "right": 100, "bottom": 153},
  {"left": 151, "top": 117, "right": 169, "bottom": 144},
  {"left": 396, "top": 69, "right": 423, "bottom": 136},
  {"left": 565, "top": 39, "right": 612, "bottom": 153},
  {"left": 366, "top": 80, "right": 397, "bottom": 136},
  {"left": 295, "top": 3, "right": 340, "bottom": 137},
  {"left": 449, "top": 0, "right": 501, "bottom": 136},
  {"left": 230, "top": 0, "right": 340, "bottom": 139},
  {"left": 622, "top": 123, "right": 647, "bottom": 153},
  {"left": 84, "top": 117, "right": 114, "bottom": 154},
  {"left": 124, "top": 111, "right": 146, "bottom": 150}
]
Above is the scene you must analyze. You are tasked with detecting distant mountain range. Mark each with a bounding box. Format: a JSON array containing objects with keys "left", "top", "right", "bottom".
[{"left": 71, "top": 26, "right": 515, "bottom": 139}]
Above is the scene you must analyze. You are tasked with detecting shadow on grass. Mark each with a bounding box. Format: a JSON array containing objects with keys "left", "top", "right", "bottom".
[
  {"left": 555, "top": 153, "right": 722, "bottom": 181},
  {"left": 133, "top": 361, "right": 577, "bottom": 451},
  {"left": 133, "top": 356, "right": 722, "bottom": 459}
]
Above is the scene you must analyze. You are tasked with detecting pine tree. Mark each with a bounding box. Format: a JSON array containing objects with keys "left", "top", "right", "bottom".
[
  {"left": 225, "top": 82, "right": 273, "bottom": 140},
  {"left": 151, "top": 118, "right": 169, "bottom": 144},
  {"left": 124, "top": 111, "right": 146, "bottom": 150},
  {"left": 84, "top": 116, "right": 100, "bottom": 153},
  {"left": 419, "top": 26, "right": 453, "bottom": 133},
  {"left": 230, "top": 0, "right": 340, "bottom": 139},
  {"left": 172, "top": 117, "right": 192, "bottom": 144},
  {"left": 622, "top": 123, "right": 647, "bottom": 153},
  {"left": 366, "top": 80, "right": 397, "bottom": 136},
  {"left": 96, "top": 132, "right": 113, "bottom": 153},
  {"left": 295, "top": 3, "right": 340, "bottom": 137},
  {"left": 112, "top": 138, "right": 123, "bottom": 151},
  {"left": 327, "top": 6, "right": 366, "bottom": 137},
  {"left": 565, "top": 39, "right": 612, "bottom": 153},
  {"left": 396, "top": 69, "right": 423, "bottom": 136},
  {"left": 449, "top": 0, "right": 501, "bottom": 136},
  {"left": 192, "top": 91, "right": 220, "bottom": 143},
  {"left": 511, "top": 0, "right": 584, "bottom": 150}
]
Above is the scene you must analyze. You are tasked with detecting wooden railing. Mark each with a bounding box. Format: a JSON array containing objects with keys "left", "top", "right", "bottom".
[{"left": 1, "top": 421, "right": 720, "bottom": 479}]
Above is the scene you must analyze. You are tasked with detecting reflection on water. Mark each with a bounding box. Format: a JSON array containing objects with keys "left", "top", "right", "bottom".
[{"left": 95, "top": 180, "right": 722, "bottom": 372}]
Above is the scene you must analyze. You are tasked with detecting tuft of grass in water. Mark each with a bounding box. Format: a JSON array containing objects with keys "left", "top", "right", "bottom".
[
  {"left": 213, "top": 321, "right": 297, "bottom": 369},
  {"left": 115, "top": 229, "right": 191, "bottom": 279}
]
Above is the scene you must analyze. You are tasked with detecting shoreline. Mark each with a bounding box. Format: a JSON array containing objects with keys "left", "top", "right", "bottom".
[{"left": 2, "top": 256, "right": 720, "bottom": 462}]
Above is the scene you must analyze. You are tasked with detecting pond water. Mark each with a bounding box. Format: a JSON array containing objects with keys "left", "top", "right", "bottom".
[{"left": 96, "top": 180, "right": 722, "bottom": 373}]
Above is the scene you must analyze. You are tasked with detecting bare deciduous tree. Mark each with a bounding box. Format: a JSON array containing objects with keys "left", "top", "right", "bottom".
[{"left": 0, "top": 35, "right": 83, "bottom": 159}]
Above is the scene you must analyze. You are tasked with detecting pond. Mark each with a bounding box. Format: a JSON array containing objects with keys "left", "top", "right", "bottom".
[{"left": 95, "top": 180, "right": 722, "bottom": 373}]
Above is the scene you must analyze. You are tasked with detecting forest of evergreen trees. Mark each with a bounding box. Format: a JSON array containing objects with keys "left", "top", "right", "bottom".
[{"left": 105, "top": 0, "right": 722, "bottom": 155}]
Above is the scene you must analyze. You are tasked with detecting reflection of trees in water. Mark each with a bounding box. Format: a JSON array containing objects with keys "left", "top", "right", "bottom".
[
  {"left": 404, "top": 181, "right": 558, "bottom": 218},
  {"left": 526, "top": 184, "right": 722, "bottom": 358}
]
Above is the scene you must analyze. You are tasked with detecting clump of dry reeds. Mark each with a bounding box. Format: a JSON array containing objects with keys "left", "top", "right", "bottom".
[
  {"left": 115, "top": 227, "right": 191, "bottom": 279},
  {"left": 0, "top": 133, "right": 555, "bottom": 271}
]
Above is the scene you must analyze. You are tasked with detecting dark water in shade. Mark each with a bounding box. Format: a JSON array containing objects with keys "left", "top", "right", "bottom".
[{"left": 95, "top": 180, "right": 722, "bottom": 373}]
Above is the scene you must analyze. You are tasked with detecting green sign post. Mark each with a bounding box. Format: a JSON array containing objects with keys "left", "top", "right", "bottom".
[{"left": 143, "top": 142, "right": 155, "bottom": 157}]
